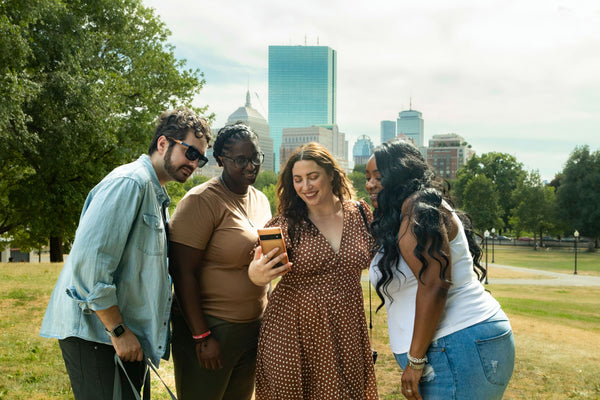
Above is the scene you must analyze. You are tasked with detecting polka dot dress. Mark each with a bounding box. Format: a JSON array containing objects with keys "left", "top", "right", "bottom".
[{"left": 255, "top": 200, "right": 379, "bottom": 400}]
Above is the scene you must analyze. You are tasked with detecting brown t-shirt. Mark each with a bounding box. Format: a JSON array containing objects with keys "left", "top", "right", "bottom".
[{"left": 169, "top": 177, "right": 272, "bottom": 323}]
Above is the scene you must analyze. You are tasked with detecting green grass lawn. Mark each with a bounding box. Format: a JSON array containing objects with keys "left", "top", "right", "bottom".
[
  {"left": 1, "top": 261, "right": 599, "bottom": 399},
  {"left": 488, "top": 244, "right": 600, "bottom": 275}
]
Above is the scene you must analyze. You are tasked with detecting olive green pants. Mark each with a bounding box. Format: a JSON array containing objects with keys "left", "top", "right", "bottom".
[{"left": 171, "top": 313, "right": 261, "bottom": 400}]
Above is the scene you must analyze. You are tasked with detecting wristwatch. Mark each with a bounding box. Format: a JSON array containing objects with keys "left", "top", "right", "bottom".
[{"left": 105, "top": 323, "right": 126, "bottom": 338}]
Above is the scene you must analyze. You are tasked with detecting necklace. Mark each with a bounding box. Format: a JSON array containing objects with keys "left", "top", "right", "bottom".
[{"left": 219, "top": 176, "right": 254, "bottom": 228}]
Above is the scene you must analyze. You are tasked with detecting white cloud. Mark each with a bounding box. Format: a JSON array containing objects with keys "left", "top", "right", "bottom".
[{"left": 145, "top": 0, "right": 600, "bottom": 180}]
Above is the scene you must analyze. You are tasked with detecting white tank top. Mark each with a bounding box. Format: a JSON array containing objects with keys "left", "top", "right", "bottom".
[{"left": 369, "top": 211, "right": 501, "bottom": 354}]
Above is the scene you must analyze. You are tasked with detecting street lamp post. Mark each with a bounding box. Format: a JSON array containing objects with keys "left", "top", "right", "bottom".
[
  {"left": 484, "top": 230, "right": 490, "bottom": 284},
  {"left": 574, "top": 230, "right": 579, "bottom": 275},
  {"left": 491, "top": 228, "right": 496, "bottom": 263}
]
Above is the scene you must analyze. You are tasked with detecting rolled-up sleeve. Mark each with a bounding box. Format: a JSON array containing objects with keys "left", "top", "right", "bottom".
[
  {"left": 65, "top": 283, "right": 116, "bottom": 314},
  {"left": 67, "top": 177, "right": 143, "bottom": 312}
]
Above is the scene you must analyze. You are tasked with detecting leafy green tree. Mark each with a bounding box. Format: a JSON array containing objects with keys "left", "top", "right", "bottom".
[
  {"left": 254, "top": 171, "right": 278, "bottom": 191},
  {"left": 0, "top": 0, "right": 208, "bottom": 261},
  {"left": 556, "top": 146, "right": 600, "bottom": 247},
  {"left": 165, "top": 175, "right": 210, "bottom": 214},
  {"left": 511, "top": 171, "right": 557, "bottom": 248},
  {"left": 454, "top": 152, "right": 525, "bottom": 230},
  {"left": 254, "top": 171, "right": 278, "bottom": 216},
  {"left": 462, "top": 175, "right": 504, "bottom": 232},
  {"left": 353, "top": 164, "right": 366, "bottom": 174},
  {"left": 348, "top": 170, "right": 369, "bottom": 205},
  {"left": 261, "top": 184, "right": 278, "bottom": 216}
]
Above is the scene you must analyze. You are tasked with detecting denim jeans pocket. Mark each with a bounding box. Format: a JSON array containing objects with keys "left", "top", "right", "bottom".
[{"left": 475, "top": 328, "right": 515, "bottom": 386}]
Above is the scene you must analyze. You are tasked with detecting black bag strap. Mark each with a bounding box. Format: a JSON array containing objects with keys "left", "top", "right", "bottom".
[
  {"left": 113, "top": 354, "right": 177, "bottom": 400},
  {"left": 356, "top": 200, "right": 369, "bottom": 230},
  {"left": 355, "top": 201, "right": 374, "bottom": 340}
]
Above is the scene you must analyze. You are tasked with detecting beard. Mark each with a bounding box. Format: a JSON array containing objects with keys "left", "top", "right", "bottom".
[{"left": 164, "top": 147, "right": 193, "bottom": 183}]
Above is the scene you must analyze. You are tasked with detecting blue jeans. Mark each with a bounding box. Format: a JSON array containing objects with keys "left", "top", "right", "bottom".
[{"left": 394, "top": 312, "right": 515, "bottom": 400}]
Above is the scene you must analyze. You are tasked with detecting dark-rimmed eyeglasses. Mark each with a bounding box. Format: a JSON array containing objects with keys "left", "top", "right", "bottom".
[
  {"left": 167, "top": 137, "right": 208, "bottom": 168},
  {"left": 220, "top": 152, "right": 264, "bottom": 169}
]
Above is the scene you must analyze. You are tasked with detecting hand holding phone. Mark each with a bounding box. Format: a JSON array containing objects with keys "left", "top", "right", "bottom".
[{"left": 257, "top": 227, "right": 289, "bottom": 267}]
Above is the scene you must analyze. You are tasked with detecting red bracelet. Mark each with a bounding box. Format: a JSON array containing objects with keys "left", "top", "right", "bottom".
[{"left": 192, "top": 330, "right": 211, "bottom": 341}]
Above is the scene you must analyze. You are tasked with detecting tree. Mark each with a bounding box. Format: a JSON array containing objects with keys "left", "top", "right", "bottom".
[
  {"left": 511, "top": 171, "right": 557, "bottom": 249},
  {"left": 261, "top": 184, "right": 278, "bottom": 216},
  {"left": 454, "top": 152, "right": 525, "bottom": 231},
  {"left": 348, "top": 170, "right": 370, "bottom": 206},
  {"left": 461, "top": 175, "right": 503, "bottom": 233},
  {"left": 165, "top": 175, "right": 209, "bottom": 214},
  {"left": 253, "top": 171, "right": 278, "bottom": 215},
  {"left": 353, "top": 164, "right": 366, "bottom": 174},
  {"left": 254, "top": 171, "right": 278, "bottom": 191},
  {"left": 556, "top": 146, "right": 600, "bottom": 247},
  {"left": 1, "top": 0, "right": 208, "bottom": 261}
]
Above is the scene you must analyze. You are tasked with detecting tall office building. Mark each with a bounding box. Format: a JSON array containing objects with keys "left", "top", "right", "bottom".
[
  {"left": 268, "top": 45, "right": 337, "bottom": 169},
  {"left": 380, "top": 120, "right": 396, "bottom": 143},
  {"left": 397, "top": 108, "right": 424, "bottom": 147},
  {"left": 352, "top": 135, "right": 374, "bottom": 166},
  {"left": 280, "top": 124, "right": 348, "bottom": 172},
  {"left": 426, "top": 133, "right": 474, "bottom": 180}
]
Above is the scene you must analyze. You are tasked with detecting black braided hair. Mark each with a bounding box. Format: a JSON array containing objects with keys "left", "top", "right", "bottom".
[{"left": 212, "top": 122, "right": 259, "bottom": 166}]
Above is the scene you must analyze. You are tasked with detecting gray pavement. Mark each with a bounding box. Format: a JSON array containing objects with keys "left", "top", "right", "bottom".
[
  {"left": 362, "top": 264, "right": 600, "bottom": 287},
  {"left": 486, "top": 263, "right": 600, "bottom": 287}
]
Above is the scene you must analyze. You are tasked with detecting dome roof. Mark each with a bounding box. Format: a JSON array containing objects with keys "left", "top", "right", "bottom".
[{"left": 227, "top": 91, "right": 267, "bottom": 124}]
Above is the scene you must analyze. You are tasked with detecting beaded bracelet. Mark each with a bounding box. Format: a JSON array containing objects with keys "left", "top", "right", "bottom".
[
  {"left": 407, "top": 352, "right": 428, "bottom": 366},
  {"left": 407, "top": 359, "right": 426, "bottom": 370}
]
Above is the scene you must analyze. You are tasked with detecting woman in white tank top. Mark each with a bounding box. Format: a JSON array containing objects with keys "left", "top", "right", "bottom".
[{"left": 366, "top": 138, "right": 515, "bottom": 400}]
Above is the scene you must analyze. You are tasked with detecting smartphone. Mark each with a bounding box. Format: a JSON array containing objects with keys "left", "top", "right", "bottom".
[{"left": 257, "top": 227, "right": 289, "bottom": 267}]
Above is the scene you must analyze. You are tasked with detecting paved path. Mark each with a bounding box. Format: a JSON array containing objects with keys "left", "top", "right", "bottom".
[
  {"left": 362, "top": 264, "right": 600, "bottom": 287},
  {"left": 485, "top": 263, "right": 600, "bottom": 287}
]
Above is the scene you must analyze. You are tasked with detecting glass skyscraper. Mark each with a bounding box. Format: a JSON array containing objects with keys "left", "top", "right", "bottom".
[
  {"left": 352, "top": 135, "right": 374, "bottom": 166},
  {"left": 397, "top": 109, "right": 424, "bottom": 147},
  {"left": 268, "top": 45, "right": 337, "bottom": 169},
  {"left": 380, "top": 120, "right": 396, "bottom": 143}
]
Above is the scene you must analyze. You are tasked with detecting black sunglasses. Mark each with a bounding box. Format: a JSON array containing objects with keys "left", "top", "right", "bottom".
[
  {"left": 220, "top": 152, "right": 264, "bottom": 169},
  {"left": 168, "top": 137, "right": 208, "bottom": 168}
]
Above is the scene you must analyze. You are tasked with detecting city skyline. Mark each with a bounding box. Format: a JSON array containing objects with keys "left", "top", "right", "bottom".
[{"left": 144, "top": 0, "right": 600, "bottom": 181}]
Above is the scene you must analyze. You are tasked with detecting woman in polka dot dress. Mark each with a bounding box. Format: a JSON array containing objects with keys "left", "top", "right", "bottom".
[{"left": 248, "top": 143, "right": 378, "bottom": 400}]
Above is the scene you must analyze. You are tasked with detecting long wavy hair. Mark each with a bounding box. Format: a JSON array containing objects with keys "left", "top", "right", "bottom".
[
  {"left": 371, "top": 138, "right": 484, "bottom": 311},
  {"left": 277, "top": 142, "right": 355, "bottom": 244}
]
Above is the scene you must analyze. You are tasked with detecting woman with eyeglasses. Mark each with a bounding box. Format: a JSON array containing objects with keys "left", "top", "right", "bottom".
[
  {"left": 247, "top": 143, "right": 378, "bottom": 400},
  {"left": 168, "top": 122, "right": 281, "bottom": 399}
]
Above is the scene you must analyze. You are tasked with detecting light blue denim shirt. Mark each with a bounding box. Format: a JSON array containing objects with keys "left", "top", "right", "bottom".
[{"left": 40, "top": 154, "right": 172, "bottom": 366}]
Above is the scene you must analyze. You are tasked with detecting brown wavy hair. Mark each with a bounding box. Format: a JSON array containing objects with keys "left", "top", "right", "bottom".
[{"left": 277, "top": 142, "right": 355, "bottom": 229}]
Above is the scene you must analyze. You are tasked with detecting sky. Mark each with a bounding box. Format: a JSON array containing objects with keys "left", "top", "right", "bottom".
[{"left": 144, "top": 0, "right": 600, "bottom": 181}]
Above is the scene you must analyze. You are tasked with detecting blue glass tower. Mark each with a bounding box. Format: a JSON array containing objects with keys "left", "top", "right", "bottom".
[
  {"left": 380, "top": 120, "right": 396, "bottom": 143},
  {"left": 352, "top": 135, "right": 374, "bottom": 166},
  {"left": 269, "top": 45, "right": 337, "bottom": 169},
  {"left": 397, "top": 109, "right": 424, "bottom": 147}
]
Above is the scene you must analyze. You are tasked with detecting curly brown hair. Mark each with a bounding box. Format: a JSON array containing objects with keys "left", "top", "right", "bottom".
[
  {"left": 277, "top": 142, "right": 355, "bottom": 227},
  {"left": 148, "top": 108, "right": 212, "bottom": 155}
]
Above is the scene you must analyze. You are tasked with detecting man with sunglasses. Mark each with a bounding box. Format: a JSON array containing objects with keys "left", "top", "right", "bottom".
[{"left": 41, "top": 108, "right": 212, "bottom": 400}]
